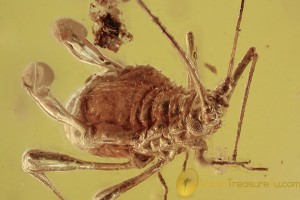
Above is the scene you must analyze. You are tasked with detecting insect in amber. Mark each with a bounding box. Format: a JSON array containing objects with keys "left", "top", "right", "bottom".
[{"left": 21, "top": 0, "right": 267, "bottom": 200}]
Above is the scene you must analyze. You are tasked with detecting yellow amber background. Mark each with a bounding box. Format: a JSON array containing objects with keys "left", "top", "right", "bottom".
[
  {"left": 1, "top": 0, "right": 300, "bottom": 199},
  {"left": 176, "top": 169, "right": 198, "bottom": 197}
]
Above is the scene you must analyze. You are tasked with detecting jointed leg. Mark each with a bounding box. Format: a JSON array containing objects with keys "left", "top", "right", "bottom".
[
  {"left": 196, "top": 146, "right": 267, "bottom": 171},
  {"left": 212, "top": 48, "right": 264, "bottom": 167},
  {"left": 94, "top": 160, "right": 167, "bottom": 200},
  {"left": 203, "top": 0, "right": 260, "bottom": 165},
  {"left": 231, "top": 48, "right": 258, "bottom": 161},
  {"left": 158, "top": 172, "right": 168, "bottom": 200},
  {"left": 21, "top": 62, "right": 134, "bottom": 148},
  {"left": 210, "top": 160, "right": 267, "bottom": 171},
  {"left": 53, "top": 18, "right": 124, "bottom": 73},
  {"left": 21, "top": 62, "right": 88, "bottom": 133},
  {"left": 182, "top": 151, "right": 189, "bottom": 172},
  {"left": 22, "top": 149, "right": 136, "bottom": 200}
]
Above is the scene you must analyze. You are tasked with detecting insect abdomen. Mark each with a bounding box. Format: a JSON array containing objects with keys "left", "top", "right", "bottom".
[
  {"left": 81, "top": 65, "right": 196, "bottom": 135},
  {"left": 80, "top": 66, "right": 173, "bottom": 135},
  {"left": 140, "top": 87, "right": 196, "bottom": 130}
]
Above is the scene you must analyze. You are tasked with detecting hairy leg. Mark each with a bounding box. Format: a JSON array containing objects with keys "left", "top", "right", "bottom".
[{"left": 53, "top": 18, "right": 124, "bottom": 73}]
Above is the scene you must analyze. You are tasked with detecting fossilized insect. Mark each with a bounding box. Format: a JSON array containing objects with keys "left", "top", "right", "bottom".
[{"left": 21, "top": 0, "right": 267, "bottom": 199}]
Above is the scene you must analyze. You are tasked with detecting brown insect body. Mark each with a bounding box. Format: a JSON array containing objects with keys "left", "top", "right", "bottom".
[
  {"left": 21, "top": 1, "right": 267, "bottom": 199},
  {"left": 66, "top": 65, "right": 225, "bottom": 166}
]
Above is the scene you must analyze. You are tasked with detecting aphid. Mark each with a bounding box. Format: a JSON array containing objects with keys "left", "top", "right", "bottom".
[{"left": 21, "top": 0, "right": 267, "bottom": 199}]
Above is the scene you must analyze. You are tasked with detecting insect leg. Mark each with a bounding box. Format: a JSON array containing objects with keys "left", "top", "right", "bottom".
[
  {"left": 196, "top": 144, "right": 267, "bottom": 171},
  {"left": 22, "top": 149, "right": 135, "bottom": 200},
  {"left": 202, "top": 48, "right": 267, "bottom": 171},
  {"left": 222, "top": 1, "right": 252, "bottom": 158},
  {"left": 230, "top": 47, "right": 258, "bottom": 161},
  {"left": 53, "top": 18, "right": 124, "bottom": 73},
  {"left": 21, "top": 62, "right": 88, "bottom": 133},
  {"left": 182, "top": 151, "right": 189, "bottom": 171},
  {"left": 216, "top": 48, "right": 260, "bottom": 162},
  {"left": 94, "top": 160, "right": 167, "bottom": 200},
  {"left": 210, "top": 160, "right": 267, "bottom": 171},
  {"left": 209, "top": 0, "right": 259, "bottom": 165},
  {"left": 158, "top": 172, "right": 168, "bottom": 200},
  {"left": 137, "top": 0, "right": 208, "bottom": 120}
]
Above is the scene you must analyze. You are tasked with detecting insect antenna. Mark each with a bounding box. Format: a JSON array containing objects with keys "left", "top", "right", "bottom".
[
  {"left": 137, "top": 0, "right": 208, "bottom": 121},
  {"left": 186, "top": 32, "right": 199, "bottom": 89},
  {"left": 227, "top": 0, "right": 245, "bottom": 77},
  {"left": 226, "top": 0, "right": 257, "bottom": 161}
]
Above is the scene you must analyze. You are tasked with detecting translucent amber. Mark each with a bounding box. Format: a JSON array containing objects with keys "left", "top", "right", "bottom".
[{"left": 176, "top": 168, "right": 198, "bottom": 196}]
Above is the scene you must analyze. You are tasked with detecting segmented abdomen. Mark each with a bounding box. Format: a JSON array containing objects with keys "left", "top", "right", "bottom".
[
  {"left": 79, "top": 66, "right": 196, "bottom": 157},
  {"left": 81, "top": 66, "right": 194, "bottom": 133}
]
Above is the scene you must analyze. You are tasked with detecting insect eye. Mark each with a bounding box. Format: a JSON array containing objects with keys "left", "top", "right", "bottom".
[{"left": 176, "top": 168, "right": 198, "bottom": 197}]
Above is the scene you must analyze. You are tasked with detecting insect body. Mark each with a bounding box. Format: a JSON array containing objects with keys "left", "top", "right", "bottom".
[{"left": 21, "top": 0, "right": 267, "bottom": 200}]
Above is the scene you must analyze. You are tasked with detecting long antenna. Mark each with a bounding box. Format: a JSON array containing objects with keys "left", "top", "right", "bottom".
[
  {"left": 227, "top": 0, "right": 245, "bottom": 77},
  {"left": 137, "top": 0, "right": 207, "bottom": 120}
]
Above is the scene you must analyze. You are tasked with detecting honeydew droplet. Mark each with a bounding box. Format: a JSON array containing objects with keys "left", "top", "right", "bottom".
[{"left": 176, "top": 168, "right": 198, "bottom": 197}]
